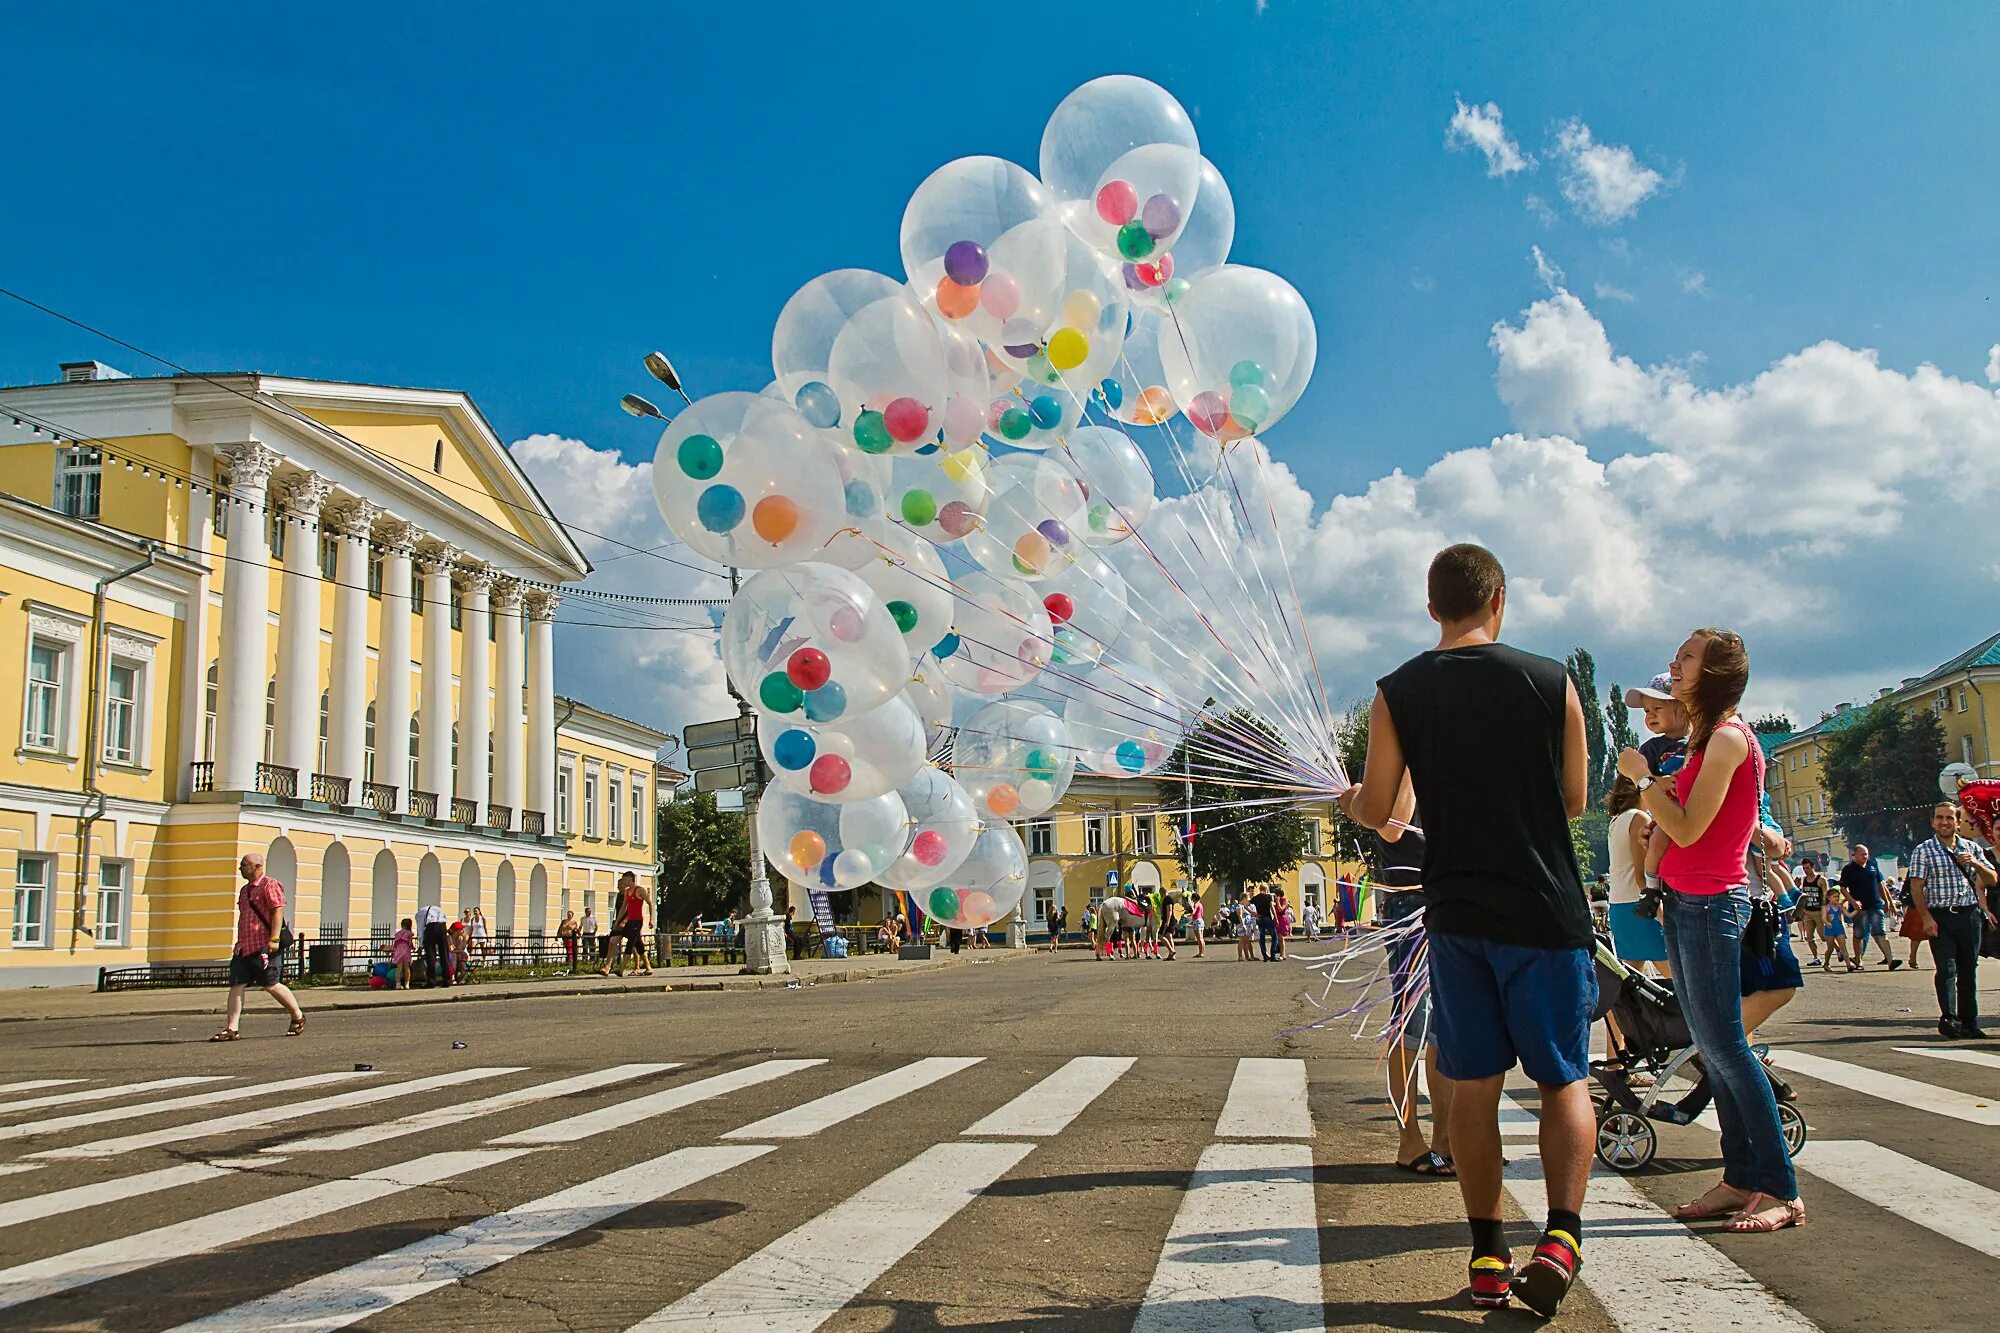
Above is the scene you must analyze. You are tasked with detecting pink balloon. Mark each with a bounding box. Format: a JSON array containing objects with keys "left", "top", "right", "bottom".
[
  {"left": 980, "top": 271, "right": 1021, "bottom": 322},
  {"left": 943, "top": 394, "right": 985, "bottom": 446},
  {"left": 1188, "top": 390, "right": 1231, "bottom": 437},
  {"left": 912, "top": 830, "right": 948, "bottom": 867},
  {"left": 938, "top": 501, "right": 979, "bottom": 538},
  {"left": 828, "top": 605, "right": 865, "bottom": 643},
  {"left": 1095, "top": 179, "right": 1139, "bottom": 226}
]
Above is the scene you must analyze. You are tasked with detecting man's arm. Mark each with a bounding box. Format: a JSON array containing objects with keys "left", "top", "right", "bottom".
[
  {"left": 1339, "top": 688, "right": 1409, "bottom": 833},
  {"left": 1561, "top": 677, "right": 1589, "bottom": 820}
]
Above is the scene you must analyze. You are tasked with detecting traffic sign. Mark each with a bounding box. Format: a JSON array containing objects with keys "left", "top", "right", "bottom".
[
  {"left": 687, "top": 738, "right": 759, "bottom": 772},
  {"left": 684, "top": 715, "right": 755, "bottom": 750},
  {"left": 694, "top": 764, "right": 757, "bottom": 794}
]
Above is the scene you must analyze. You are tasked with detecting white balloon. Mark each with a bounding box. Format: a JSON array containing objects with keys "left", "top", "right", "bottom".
[
  {"left": 758, "top": 693, "right": 926, "bottom": 804},
  {"left": 931, "top": 570, "right": 1055, "bottom": 698},
  {"left": 857, "top": 523, "right": 955, "bottom": 654}
]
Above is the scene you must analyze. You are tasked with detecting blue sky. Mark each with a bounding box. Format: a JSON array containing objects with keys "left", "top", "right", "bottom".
[{"left": 5, "top": 3, "right": 1998, "bottom": 739}]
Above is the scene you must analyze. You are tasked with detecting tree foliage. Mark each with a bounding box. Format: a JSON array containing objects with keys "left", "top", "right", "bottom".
[
  {"left": 1330, "top": 699, "right": 1380, "bottom": 874},
  {"left": 1566, "top": 648, "right": 1612, "bottom": 803},
  {"left": 1750, "top": 712, "right": 1796, "bottom": 736},
  {"left": 1157, "top": 709, "right": 1310, "bottom": 893},
  {"left": 1604, "top": 685, "right": 1640, "bottom": 756},
  {"left": 657, "top": 790, "right": 749, "bottom": 924},
  {"left": 1823, "top": 702, "right": 1945, "bottom": 855}
]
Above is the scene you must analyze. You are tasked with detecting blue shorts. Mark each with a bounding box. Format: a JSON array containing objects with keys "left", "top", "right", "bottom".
[
  {"left": 1427, "top": 931, "right": 1596, "bottom": 1086},
  {"left": 1608, "top": 901, "right": 1668, "bottom": 963},
  {"left": 1856, "top": 908, "right": 1886, "bottom": 941}
]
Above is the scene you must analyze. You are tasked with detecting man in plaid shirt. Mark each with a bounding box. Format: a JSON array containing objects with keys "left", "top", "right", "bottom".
[{"left": 1905, "top": 802, "right": 1999, "bottom": 1039}]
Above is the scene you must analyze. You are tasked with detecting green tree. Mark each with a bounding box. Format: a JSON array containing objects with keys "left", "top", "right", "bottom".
[
  {"left": 1823, "top": 702, "right": 1946, "bottom": 856},
  {"left": 1566, "top": 648, "right": 1611, "bottom": 802},
  {"left": 1157, "top": 709, "right": 1311, "bottom": 893},
  {"left": 1570, "top": 816, "right": 1598, "bottom": 880},
  {"left": 1605, "top": 684, "right": 1640, "bottom": 756},
  {"left": 657, "top": 790, "right": 749, "bottom": 924},
  {"left": 1750, "top": 712, "right": 1796, "bottom": 736},
  {"left": 1329, "top": 698, "right": 1380, "bottom": 874}
]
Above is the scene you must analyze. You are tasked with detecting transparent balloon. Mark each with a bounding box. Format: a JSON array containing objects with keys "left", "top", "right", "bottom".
[
  {"left": 900, "top": 156, "right": 1059, "bottom": 349},
  {"left": 960, "top": 452, "right": 1089, "bottom": 582},
  {"left": 878, "top": 766, "right": 981, "bottom": 892},
  {"left": 1039, "top": 76, "right": 1202, "bottom": 267},
  {"left": 759, "top": 691, "right": 926, "bottom": 804},
  {"left": 652, "top": 394, "right": 847, "bottom": 568},
  {"left": 721, "top": 563, "right": 915, "bottom": 724},
  {"left": 887, "top": 444, "right": 992, "bottom": 545},
  {"left": 759, "top": 786, "right": 911, "bottom": 892},
  {"left": 772, "top": 270, "right": 949, "bottom": 457},
  {"left": 922, "top": 820, "right": 1030, "bottom": 930},
  {"left": 855, "top": 522, "right": 955, "bottom": 653},
  {"left": 1038, "top": 542, "right": 1130, "bottom": 670},
  {"left": 983, "top": 216, "right": 1128, "bottom": 391},
  {"left": 930, "top": 570, "right": 1055, "bottom": 698},
  {"left": 1097, "top": 315, "right": 1179, "bottom": 427},
  {"left": 1061, "top": 659, "right": 1186, "bottom": 777},
  {"left": 952, "top": 698, "right": 1077, "bottom": 821},
  {"left": 1062, "top": 424, "right": 1156, "bottom": 544},
  {"left": 903, "top": 663, "right": 954, "bottom": 755},
  {"left": 929, "top": 313, "right": 993, "bottom": 450},
  {"left": 984, "top": 383, "right": 1086, "bottom": 452},
  {"left": 1127, "top": 155, "right": 1234, "bottom": 311},
  {"left": 1158, "top": 265, "right": 1318, "bottom": 440},
  {"left": 817, "top": 441, "right": 894, "bottom": 570}
]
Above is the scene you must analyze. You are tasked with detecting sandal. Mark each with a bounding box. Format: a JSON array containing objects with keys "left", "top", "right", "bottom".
[
  {"left": 208, "top": 1029, "right": 240, "bottom": 1042},
  {"left": 1727, "top": 1193, "right": 1805, "bottom": 1232},
  {"left": 286, "top": 1018, "right": 306, "bottom": 1037},
  {"left": 1394, "top": 1150, "right": 1456, "bottom": 1176},
  {"left": 1672, "top": 1182, "right": 1751, "bottom": 1220}
]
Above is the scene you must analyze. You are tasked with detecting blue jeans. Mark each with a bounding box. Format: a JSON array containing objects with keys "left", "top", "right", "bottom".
[
  {"left": 1258, "top": 920, "right": 1278, "bottom": 960},
  {"left": 1663, "top": 885, "right": 1797, "bottom": 1199}
]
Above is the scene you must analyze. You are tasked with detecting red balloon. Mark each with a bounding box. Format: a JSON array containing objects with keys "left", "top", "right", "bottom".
[
  {"left": 786, "top": 647, "right": 832, "bottom": 690},
  {"left": 912, "top": 830, "right": 948, "bottom": 867},
  {"left": 1095, "top": 179, "right": 1139, "bottom": 226},
  {"left": 808, "top": 753, "right": 852, "bottom": 794},
  {"left": 883, "top": 397, "right": 931, "bottom": 444},
  {"left": 1043, "top": 592, "right": 1075, "bottom": 625},
  {"left": 1188, "top": 390, "right": 1231, "bottom": 437}
]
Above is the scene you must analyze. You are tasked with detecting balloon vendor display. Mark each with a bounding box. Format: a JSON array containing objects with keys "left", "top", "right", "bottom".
[{"left": 651, "top": 75, "right": 1341, "bottom": 942}]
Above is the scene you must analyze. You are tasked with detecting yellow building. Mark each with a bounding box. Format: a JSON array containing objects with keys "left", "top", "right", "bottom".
[{"left": 1, "top": 362, "right": 666, "bottom": 985}]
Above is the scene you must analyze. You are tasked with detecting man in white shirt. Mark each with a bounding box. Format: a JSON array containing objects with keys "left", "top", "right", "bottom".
[{"left": 415, "top": 901, "right": 450, "bottom": 987}]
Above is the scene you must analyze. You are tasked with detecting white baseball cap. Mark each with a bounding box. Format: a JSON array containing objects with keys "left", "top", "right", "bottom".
[{"left": 1624, "top": 672, "right": 1675, "bottom": 707}]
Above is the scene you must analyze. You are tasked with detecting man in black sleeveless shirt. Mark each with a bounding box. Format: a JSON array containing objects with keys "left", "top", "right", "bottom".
[{"left": 1341, "top": 544, "right": 1594, "bottom": 1318}]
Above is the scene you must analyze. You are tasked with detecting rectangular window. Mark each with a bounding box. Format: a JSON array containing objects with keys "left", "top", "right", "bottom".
[
  {"left": 104, "top": 660, "right": 140, "bottom": 765},
  {"left": 631, "top": 781, "right": 648, "bottom": 851},
  {"left": 556, "top": 763, "right": 574, "bottom": 834},
  {"left": 56, "top": 446, "right": 102, "bottom": 519},
  {"left": 267, "top": 512, "right": 287, "bottom": 561},
  {"left": 1088, "top": 884, "right": 1107, "bottom": 911},
  {"left": 1085, "top": 814, "right": 1106, "bottom": 857},
  {"left": 1958, "top": 689, "right": 1969, "bottom": 713},
  {"left": 25, "top": 640, "right": 66, "bottom": 751},
  {"left": 1302, "top": 820, "right": 1321, "bottom": 856},
  {"left": 1032, "top": 885, "right": 1054, "bottom": 924},
  {"left": 212, "top": 491, "right": 229, "bottom": 538},
  {"left": 13, "top": 855, "right": 51, "bottom": 947},
  {"left": 608, "top": 772, "right": 624, "bottom": 842},
  {"left": 96, "top": 861, "right": 127, "bottom": 946},
  {"left": 450, "top": 590, "right": 462, "bottom": 631},
  {"left": 319, "top": 533, "right": 339, "bottom": 579},
  {"left": 1028, "top": 819, "right": 1054, "bottom": 856},
  {"left": 410, "top": 568, "right": 425, "bottom": 615},
  {"left": 367, "top": 552, "right": 384, "bottom": 598},
  {"left": 584, "top": 769, "right": 600, "bottom": 838}
]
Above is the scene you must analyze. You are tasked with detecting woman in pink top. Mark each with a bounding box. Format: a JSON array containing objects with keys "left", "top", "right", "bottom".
[{"left": 1617, "top": 629, "right": 1803, "bottom": 1233}]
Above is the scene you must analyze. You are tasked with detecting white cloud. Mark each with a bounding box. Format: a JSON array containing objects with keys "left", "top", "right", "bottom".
[
  {"left": 1593, "top": 280, "right": 1636, "bottom": 303},
  {"left": 1531, "top": 245, "right": 1566, "bottom": 293},
  {"left": 1552, "top": 118, "right": 1666, "bottom": 225},
  {"left": 509, "top": 433, "right": 735, "bottom": 740},
  {"left": 1987, "top": 343, "right": 2000, "bottom": 384},
  {"left": 1525, "top": 194, "right": 1559, "bottom": 226},
  {"left": 1446, "top": 98, "right": 1534, "bottom": 177},
  {"left": 1680, "top": 269, "right": 1708, "bottom": 295}
]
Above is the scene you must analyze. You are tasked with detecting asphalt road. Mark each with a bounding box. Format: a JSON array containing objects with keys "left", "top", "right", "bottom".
[{"left": 1, "top": 941, "right": 1996, "bottom": 1330}]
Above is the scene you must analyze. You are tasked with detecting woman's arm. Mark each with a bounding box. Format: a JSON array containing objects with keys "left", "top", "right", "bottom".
[
  {"left": 1633, "top": 726, "right": 1750, "bottom": 847},
  {"left": 1624, "top": 812, "right": 1651, "bottom": 873}
]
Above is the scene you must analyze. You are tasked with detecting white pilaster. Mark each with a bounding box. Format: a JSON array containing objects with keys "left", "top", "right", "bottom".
[
  {"left": 491, "top": 578, "right": 525, "bottom": 827},
  {"left": 455, "top": 563, "right": 494, "bottom": 817},
  {"left": 374, "top": 520, "right": 418, "bottom": 807},
  {"left": 525, "top": 590, "right": 559, "bottom": 825},
  {"left": 211, "top": 442, "right": 282, "bottom": 793},
  {"left": 325, "top": 499, "right": 382, "bottom": 792},
  {"left": 271, "top": 471, "right": 333, "bottom": 781},
  {"left": 414, "top": 542, "right": 459, "bottom": 806}
]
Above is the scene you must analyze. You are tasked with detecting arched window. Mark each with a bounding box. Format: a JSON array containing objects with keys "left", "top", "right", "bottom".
[
  {"left": 317, "top": 691, "right": 329, "bottom": 773},
  {"left": 263, "top": 679, "right": 277, "bottom": 763},
  {"left": 363, "top": 703, "right": 377, "bottom": 784},
  {"left": 202, "top": 662, "right": 218, "bottom": 761},
  {"left": 408, "top": 716, "right": 421, "bottom": 793},
  {"left": 488, "top": 733, "right": 496, "bottom": 805}
]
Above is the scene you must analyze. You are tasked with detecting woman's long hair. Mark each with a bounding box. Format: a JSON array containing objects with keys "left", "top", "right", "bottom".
[
  {"left": 1683, "top": 627, "right": 1749, "bottom": 755},
  {"left": 1606, "top": 774, "right": 1641, "bottom": 817}
]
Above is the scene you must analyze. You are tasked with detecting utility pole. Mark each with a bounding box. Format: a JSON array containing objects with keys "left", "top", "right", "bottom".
[{"left": 730, "top": 564, "right": 788, "bottom": 975}]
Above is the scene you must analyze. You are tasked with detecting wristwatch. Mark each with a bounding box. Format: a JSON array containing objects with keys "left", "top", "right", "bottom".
[{"left": 1635, "top": 775, "right": 1659, "bottom": 793}]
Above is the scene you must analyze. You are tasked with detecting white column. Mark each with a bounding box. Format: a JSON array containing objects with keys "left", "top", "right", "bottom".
[
  {"left": 374, "top": 520, "right": 418, "bottom": 807},
  {"left": 211, "top": 442, "right": 282, "bottom": 793},
  {"left": 525, "top": 591, "right": 559, "bottom": 824},
  {"left": 325, "top": 499, "right": 382, "bottom": 793},
  {"left": 415, "top": 542, "right": 459, "bottom": 806},
  {"left": 491, "top": 578, "right": 525, "bottom": 828},
  {"left": 455, "top": 563, "right": 494, "bottom": 818},
  {"left": 271, "top": 471, "right": 332, "bottom": 782}
]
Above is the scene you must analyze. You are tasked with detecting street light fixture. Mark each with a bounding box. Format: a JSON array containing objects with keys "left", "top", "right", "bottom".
[
  {"left": 620, "top": 393, "right": 667, "bottom": 421},
  {"left": 645, "top": 351, "right": 693, "bottom": 405}
]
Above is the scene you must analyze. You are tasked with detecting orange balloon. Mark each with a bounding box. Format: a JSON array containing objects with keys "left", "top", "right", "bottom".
[
  {"left": 789, "top": 830, "right": 826, "bottom": 870},
  {"left": 1135, "top": 386, "right": 1176, "bottom": 425},
  {"left": 935, "top": 277, "right": 980, "bottom": 320},
  {"left": 986, "top": 783, "right": 1020, "bottom": 816},
  {"left": 1013, "top": 532, "right": 1051, "bottom": 573},
  {"left": 753, "top": 494, "right": 801, "bottom": 544}
]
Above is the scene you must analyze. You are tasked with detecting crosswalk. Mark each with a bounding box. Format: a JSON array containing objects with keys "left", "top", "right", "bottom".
[{"left": 0, "top": 1041, "right": 1995, "bottom": 1329}]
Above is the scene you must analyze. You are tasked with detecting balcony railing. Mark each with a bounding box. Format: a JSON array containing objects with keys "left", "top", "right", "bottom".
[
  {"left": 486, "top": 803, "right": 513, "bottom": 832},
  {"left": 362, "top": 781, "right": 399, "bottom": 814},
  {"left": 189, "top": 761, "right": 215, "bottom": 793},
  {"left": 450, "top": 797, "right": 479, "bottom": 824},
  {"left": 522, "top": 810, "right": 546, "bottom": 836},
  {"left": 410, "top": 790, "right": 439, "bottom": 819},
  {"left": 255, "top": 762, "right": 298, "bottom": 799},
  {"left": 312, "top": 773, "right": 352, "bottom": 806}
]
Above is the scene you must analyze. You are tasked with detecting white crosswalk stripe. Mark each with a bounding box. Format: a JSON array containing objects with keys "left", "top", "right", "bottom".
[
  {"left": 722, "top": 1057, "right": 982, "bottom": 1140},
  {"left": 1214, "top": 1058, "right": 1312, "bottom": 1138},
  {"left": 1796, "top": 1139, "right": 2000, "bottom": 1259},
  {"left": 494, "top": 1058, "right": 822, "bottom": 1145},
  {"left": 962, "top": 1056, "right": 1133, "bottom": 1136},
  {"left": 0, "top": 1079, "right": 87, "bottom": 1099},
  {"left": 0, "top": 1157, "right": 286, "bottom": 1232},
  {"left": 1133, "top": 1141, "right": 1323, "bottom": 1332},
  {"left": 1768, "top": 1049, "right": 2000, "bottom": 1124},
  {"left": 1896, "top": 1044, "right": 2000, "bottom": 1074},
  {"left": 279, "top": 1062, "right": 679, "bottom": 1153},
  {"left": 0, "top": 1070, "right": 374, "bottom": 1143},
  {"left": 0, "top": 1076, "right": 229, "bottom": 1117}
]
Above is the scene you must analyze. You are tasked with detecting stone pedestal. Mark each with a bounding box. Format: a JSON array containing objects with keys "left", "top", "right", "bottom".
[
  {"left": 1008, "top": 918, "right": 1029, "bottom": 949},
  {"left": 740, "top": 909, "right": 791, "bottom": 975}
]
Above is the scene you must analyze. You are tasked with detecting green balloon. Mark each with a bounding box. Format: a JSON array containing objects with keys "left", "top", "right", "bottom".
[
  {"left": 1026, "top": 748, "right": 1056, "bottom": 780},
  {"left": 1229, "top": 360, "right": 1268, "bottom": 389},
  {"left": 1088, "top": 502, "right": 1112, "bottom": 533},
  {"left": 1230, "top": 383, "right": 1272, "bottom": 429},
  {"left": 998, "top": 407, "right": 1033, "bottom": 441},
  {"left": 899, "top": 488, "right": 938, "bottom": 527},
  {"left": 927, "top": 886, "right": 962, "bottom": 920},
  {"left": 1116, "top": 220, "right": 1155, "bottom": 260},
  {"left": 676, "top": 433, "right": 724, "bottom": 480},
  {"left": 853, "top": 410, "right": 893, "bottom": 454},
  {"left": 759, "top": 672, "right": 804, "bottom": 713},
  {"left": 887, "top": 599, "right": 919, "bottom": 634}
]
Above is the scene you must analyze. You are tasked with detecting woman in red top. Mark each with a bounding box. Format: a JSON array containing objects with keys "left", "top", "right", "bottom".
[{"left": 1617, "top": 629, "right": 1804, "bottom": 1233}]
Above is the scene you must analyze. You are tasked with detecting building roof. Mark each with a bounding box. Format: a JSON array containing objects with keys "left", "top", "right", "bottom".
[
  {"left": 1775, "top": 703, "right": 1869, "bottom": 751},
  {"left": 555, "top": 695, "right": 673, "bottom": 752},
  {"left": 1896, "top": 630, "right": 2000, "bottom": 695}
]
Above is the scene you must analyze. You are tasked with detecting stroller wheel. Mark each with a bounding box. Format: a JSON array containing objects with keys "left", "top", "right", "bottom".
[
  {"left": 1779, "top": 1100, "right": 1808, "bottom": 1158},
  {"left": 1596, "top": 1110, "right": 1657, "bottom": 1172}
]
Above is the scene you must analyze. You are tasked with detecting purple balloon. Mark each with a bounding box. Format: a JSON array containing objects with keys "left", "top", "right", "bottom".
[
  {"left": 943, "top": 240, "right": 989, "bottom": 286},
  {"left": 1036, "top": 518, "right": 1071, "bottom": 547},
  {"left": 1003, "top": 342, "right": 1041, "bottom": 360},
  {"left": 1120, "top": 262, "right": 1148, "bottom": 292},
  {"left": 1142, "top": 193, "right": 1183, "bottom": 239}
]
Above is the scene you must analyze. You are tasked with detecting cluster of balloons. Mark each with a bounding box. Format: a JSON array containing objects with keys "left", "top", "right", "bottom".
[{"left": 652, "top": 76, "right": 1318, "bottom": 933}]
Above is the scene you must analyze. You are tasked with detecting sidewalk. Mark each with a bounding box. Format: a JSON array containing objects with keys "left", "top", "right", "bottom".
[{"left": 0, "top": 944, "right": 1040, "bottom": 1023}]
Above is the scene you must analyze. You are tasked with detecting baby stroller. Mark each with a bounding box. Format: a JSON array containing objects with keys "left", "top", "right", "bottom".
[{"left": 1589, "top": 942, "right": 1808, "bottom": 1172}]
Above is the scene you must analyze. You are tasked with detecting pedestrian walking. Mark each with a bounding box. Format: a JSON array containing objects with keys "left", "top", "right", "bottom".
[
  {"left": 1838, "top": 844, "right": 1900, "bottom": 971},
  {"left": 1344, "top": 544, "right": 1595, "bottom": 1316},
  {"left": 210, "top": 852, "right": 305, "bottom": 1040},
  {"left": 1895, "top": 873, "right": 1929, "bottom": 969},
  {"left": 1274, "top": 889, "right": 1292, "bottom": 959},
  {"left": 1619, "top": 626, "right": 1805, "bottom": 1236},
  {"left": 1904, "top": 801, "right": 1999, "bottom": 1038},
  {"left": 557, "top": 909, "right": 579, "bottom": 970},
  {"left": 1302, "top": 900, "right": 1322, "bottom": 942},
  {"left": 1795, "top": 861, "right": 1828, "bottom": 966},
  {"left": 1047, "top": 903, "right": 1066, "bottom": 951},
  {"left": 470, "top": 906, "right": 491, "bottom": 961},
  {"left": 1250, "top": 886, "right": 1278, "bottom": 961},
  {"left": 784, "top": 904, "right": 800, "bottom": 959},
  {"left": 581, "top": 905, "right": 599, "bottom": 962},
  {"left": 416, "top": 899, "right": 450, "bottom": 987}
]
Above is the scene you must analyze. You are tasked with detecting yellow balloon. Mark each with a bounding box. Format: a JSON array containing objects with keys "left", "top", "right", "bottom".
[
  {"left": 1060, "top": 290, "right": 1101, "bottom": 329},
  {"left": 1046, "top": 327, "right": 1090, "bottom": 371},
  {"left": 939, "top": 446, "right": 986, "bottom": 483}
]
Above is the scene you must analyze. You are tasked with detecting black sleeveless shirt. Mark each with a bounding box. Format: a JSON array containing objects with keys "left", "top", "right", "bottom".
[
  {"left": 1377, "top": 643, "right": 1590, "bottom": 949},
  {"left": 1376, "top": 818, "right": 1425, "bottom": 890}
]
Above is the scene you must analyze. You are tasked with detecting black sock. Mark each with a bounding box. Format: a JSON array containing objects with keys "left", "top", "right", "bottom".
[
  {"left": 1546, "top": 1209, "right": 1583, "bottom": 1247},
  {"left": 1469, "top": 1217, "right": 1509, "bottom": 1261}
]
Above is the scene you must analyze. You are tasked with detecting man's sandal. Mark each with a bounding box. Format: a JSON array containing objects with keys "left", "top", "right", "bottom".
[
  {"left": 208, "top": 1029, "right": 240, "bottom": 1042},
  {"left": 1513, "top": 1230, "right": 1582, "bottom": 1318},
  {"left": 1727, "top": 1194, "right": 1805, "bottom": 1232},
  {"left": 1468, "top": 1255, "right": 1514, "bottom": 1309},
  {"left": 1672, "top": 1182, "right": 1751, "bottom": 1220},
  {"left": 286, "top": 1018, "right": 306, "bottom": 1037},
  {"left": 1394, "top": 1150, "right": 1456, "bottom": 1176}
]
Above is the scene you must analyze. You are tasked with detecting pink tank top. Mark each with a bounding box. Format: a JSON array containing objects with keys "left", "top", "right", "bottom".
[{"left": 1660, "top": 717, "right": 1763, "bottom": 895}]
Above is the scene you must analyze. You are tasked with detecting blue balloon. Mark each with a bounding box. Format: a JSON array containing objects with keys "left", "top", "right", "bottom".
[
  {"left": 914, "top": 441, "right": 941, "bottom": 456},
  {"left": 1115, "top": 739, "right": 1147, "bottom": 773},
  {"left": 804, "top": 681, "right": 847, "bottom": 723},
  {"left": 795, "top": 380, "right": 841, "bottom": 429},
  {"left": 1029, "top": 394, "right": 1064, "bottom": 429},
  {"left": 1097, "top": 378, "right": 1123, "bottom": 410},
  {"left": 817, "top": 851, "right": 840, "bottom": 888},
  {"left": 932, "top": 632, "right": 962, "bottom": 659},
  {"left": 695, "top": 484, "right": 745, "bottom": 533},
  {"left": 843, "top": 479, "right": 878, "bottom": 518},
  {"left": 771, "top": 728, "right": 816, "bottom": 771}
]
